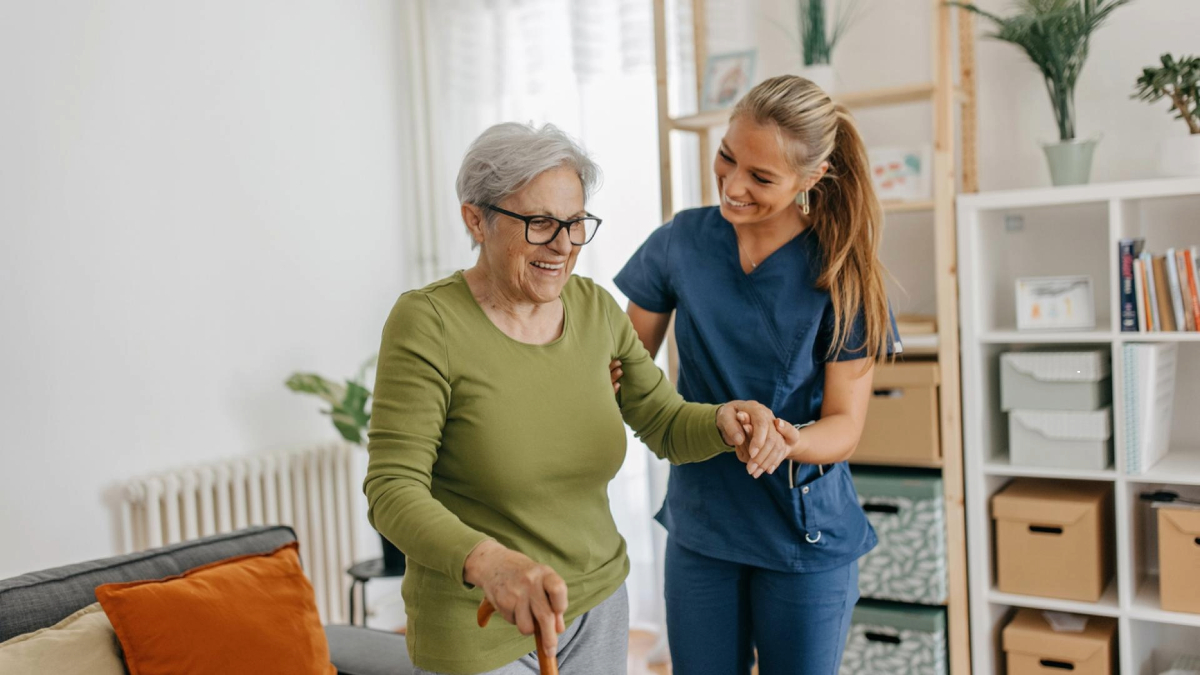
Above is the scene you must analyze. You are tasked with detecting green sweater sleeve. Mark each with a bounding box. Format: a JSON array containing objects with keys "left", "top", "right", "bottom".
[
  {"left": 363, "top": 292, "right": 490, "bottom": 587},
  {"left": 603, "top": 291, "right": 732, "bottom": 464}
]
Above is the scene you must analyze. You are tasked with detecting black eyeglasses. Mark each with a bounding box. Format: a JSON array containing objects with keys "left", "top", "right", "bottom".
[{"left": 481, "top": 204, "right": 602, "bottom": 246}]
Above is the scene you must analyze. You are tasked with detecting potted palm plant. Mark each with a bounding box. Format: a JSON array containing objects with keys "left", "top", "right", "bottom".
[
  {"left": 1133, "top": 53, "right": 1200, "bottom": 177},
  {"left": 953, "top": 0, "right": 1134, "bottom": 186},
  {"left": 796, "top": 0, "right": 863, "bottom": 92},
  {"left": 287, "top": 356, "right": 406, "bottom": 574}
]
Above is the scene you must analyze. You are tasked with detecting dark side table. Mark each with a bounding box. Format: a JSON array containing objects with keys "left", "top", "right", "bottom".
[{"left": 347, "top": 558, "right": 405, "bottom": 626}]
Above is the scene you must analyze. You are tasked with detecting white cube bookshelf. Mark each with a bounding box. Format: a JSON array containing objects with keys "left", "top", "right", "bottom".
[{"left": 957, "top": 178, "right": 1200, "bottom": 675}]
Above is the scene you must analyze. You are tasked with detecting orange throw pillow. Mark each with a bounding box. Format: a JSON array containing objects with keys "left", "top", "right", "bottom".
[{"left": 95, "top": 541, "right": 335, "bottom": 675}]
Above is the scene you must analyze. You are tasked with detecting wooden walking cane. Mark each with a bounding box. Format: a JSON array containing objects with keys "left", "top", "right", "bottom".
[{"left": 477, "top": 599, "right": 559, "bottom": 675}]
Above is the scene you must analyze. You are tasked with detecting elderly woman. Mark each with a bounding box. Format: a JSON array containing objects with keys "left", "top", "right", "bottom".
[{"left": 364, "top": 122, "right": 789, "bottom": 675}]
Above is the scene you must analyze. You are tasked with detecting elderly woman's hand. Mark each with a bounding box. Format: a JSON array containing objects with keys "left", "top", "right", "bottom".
[
  {"left": 464, "top": 540, "right": 568, "bottom": 654},
  {"left": 716, "top": 401, "right": 789, "bottom": 479}
]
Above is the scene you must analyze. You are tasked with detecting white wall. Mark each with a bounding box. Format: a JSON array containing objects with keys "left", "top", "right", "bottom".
[{"left": 0, "top": 1, "right": 408, "bottom": 578}]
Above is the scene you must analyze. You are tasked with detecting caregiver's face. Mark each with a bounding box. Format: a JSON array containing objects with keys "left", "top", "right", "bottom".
[
  {"left": 485, "top": 165, "right": 585, "bottom": 305},
  {"left": 714, "top": 116, "right": 807, "bottom": 226}
]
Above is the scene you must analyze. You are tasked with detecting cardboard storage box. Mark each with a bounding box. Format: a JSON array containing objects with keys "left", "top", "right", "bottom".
[
  {"left": 1001, "top": 351, "right": 1111, "bottom": 412},
  {"left": 1002, "top": 608, "right": 1116, "bottom": 675},
  {"left": 840, "top": 601, "right": 946, "bottom": 675},
  {"left": 1158, "top": 505, "right": 1200, "bottom": 614},
  {"left": 853, "top": 362, "right": 940, "bottom": 466},
  {"left": 1009, "top": 408, "right": 1113, "bottom": 470},
  {"left": 854, "top": 469, "right": 947, "bottom": 605},
  {"left": 992, "top": 480, "right": 1113, "bottom": 602}
]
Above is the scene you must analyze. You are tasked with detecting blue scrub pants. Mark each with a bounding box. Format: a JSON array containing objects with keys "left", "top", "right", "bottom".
[{"left": 664, "top": 538, "right": 859, "bottom": 675}]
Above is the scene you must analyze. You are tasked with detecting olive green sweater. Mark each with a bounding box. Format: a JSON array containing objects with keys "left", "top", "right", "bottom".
[{"left": 364, "top": 272, "right": 731, "bottom": 674}]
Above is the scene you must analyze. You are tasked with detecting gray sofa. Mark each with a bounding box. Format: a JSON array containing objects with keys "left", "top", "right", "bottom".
[{"left": 0, "top": 525, "right": 413, "bottom": 675}]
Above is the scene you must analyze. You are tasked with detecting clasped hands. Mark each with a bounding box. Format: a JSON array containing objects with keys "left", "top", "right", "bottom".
[
  {"left": 608, "top": 359, "right": 802, "bottom": 479},
  {"left": 714, "top": 400, "right": 805, "bottom": 479}
]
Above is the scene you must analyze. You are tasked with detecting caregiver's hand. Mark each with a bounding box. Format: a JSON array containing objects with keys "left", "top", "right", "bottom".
[
  {"left": 772, "top": 417, "right": 809, "bottom": 462},
  {"left": 609, "top": 359, "right": 622, "bottom": 395},
  {"left": 718, "top": 401, "right": 787, "bottom": 478},
  {"left": 739, "top": 416, "right": 813, "bottom": 466},
  {"left": 464, "top": 540, "right": 567, "bottom": 653}
]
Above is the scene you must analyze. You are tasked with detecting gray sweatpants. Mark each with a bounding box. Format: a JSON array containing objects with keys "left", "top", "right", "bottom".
[{"left": 414, "top": 585, "right": 629, "bottom": 675}]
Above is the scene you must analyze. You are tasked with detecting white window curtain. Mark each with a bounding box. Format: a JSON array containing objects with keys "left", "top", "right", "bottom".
[{"left": 398, "top": 0, "right": 674, "bottom": 640}]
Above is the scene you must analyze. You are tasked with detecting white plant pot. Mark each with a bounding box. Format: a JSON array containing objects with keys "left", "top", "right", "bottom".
[
  {"left": 800, "top": 64, "right": 835, "bottom": 93},
  {"left": 1157, "top": 135, "right": 1200, "bottom": 178}
]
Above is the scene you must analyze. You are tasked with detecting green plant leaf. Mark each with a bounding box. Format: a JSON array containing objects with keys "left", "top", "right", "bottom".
[
  {"left": 331, "top": 417, "right": 363, "bottom": 445},
  {"left": 286, "top": 356, "right": 376, "bottom": 447},
  {"left": 343, "top": 381, "right": 372, "bottom": 427},
  {"left": 1132, "top": 52, "right": 1200, "bottom": 134},
  {"left": 285, "top": 373, "right": 346, "bottom": 407},
  {"left": 798, "top": 0, "right": 863, "bottom": 66}
]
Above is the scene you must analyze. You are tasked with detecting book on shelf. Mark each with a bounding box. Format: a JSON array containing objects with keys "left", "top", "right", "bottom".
[
  {"left": 1123, "top": 342, "right": 1178, "bottom": 475},
  {"left": 1194, "top": 245, "right": 1200, "bottom": 296},
  {"left": 1167, "top": 248, "right": 1188, "bottom": 331},
  {"left": 1183, "top": 247, "right": 1200, "bottom": 330},
  {"left": 1119, "top": 240, "right": 1200, "bottom": 332},
  {"left": 1142, "top": 251, "right": 1160, "bottom": 331},
  {"left": 1153, "top": 256, "right": 1177, "bottom": 332},
  {"left": 1133, "top": 257, "right": 1148, "bottom": 332},
  {"left": 1119, "top": 238, "right": 1142, "bottom": 332},
  {"left": 1181, "top": 248, "right": 1197, "bottom": 332}
]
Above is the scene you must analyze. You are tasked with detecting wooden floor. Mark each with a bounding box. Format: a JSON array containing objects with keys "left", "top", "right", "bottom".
[{"left": 628, "top": 629, "right": 668, "bottom": 674}]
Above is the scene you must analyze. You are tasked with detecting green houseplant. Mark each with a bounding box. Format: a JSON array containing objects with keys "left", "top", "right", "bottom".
[
  {"left": 285, "top": 357, "right": 375, "bottom": 446},
  {"left": 1133, "top": 53, "right": 1200, "bottom": 176},
  {"left": 795, "top": 0, "right": 864, "bottom": 91},
  {"left": 953, "top": 0, "right": 1134, "bottom": 185},
  {"left": 287, "top": 356, "right": 406, "bottom": 573}
]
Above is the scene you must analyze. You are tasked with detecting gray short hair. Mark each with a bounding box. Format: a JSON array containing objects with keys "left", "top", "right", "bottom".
[{"left": 456, "top": 122, "right": 601, "bottom": 241}]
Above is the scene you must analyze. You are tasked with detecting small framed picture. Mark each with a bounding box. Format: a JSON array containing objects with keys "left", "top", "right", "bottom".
[
  {"left": 1015, "top": 276, "right": 1096, "bottom": 331},
  {"left": 701, "top": 50, "right": 757, "bottom": 111},
  {"left": 868, "top": 145, "right": 932, "bottom": 202}
]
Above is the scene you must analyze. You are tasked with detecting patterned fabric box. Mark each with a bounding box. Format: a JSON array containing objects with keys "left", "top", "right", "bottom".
[
  {"left": 840, "top": 601, "right": 946, "bottom": 675},
  {"left": 854, "top": 469, "right": 947, "bottom": 605}
]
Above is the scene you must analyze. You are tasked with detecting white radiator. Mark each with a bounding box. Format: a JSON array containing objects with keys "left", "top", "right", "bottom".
[{"left": 119, "top": 442, "right": 358, "bottom": 623}]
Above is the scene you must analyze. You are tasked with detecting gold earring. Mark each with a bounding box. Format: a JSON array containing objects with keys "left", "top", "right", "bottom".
[{"left": 796, "top": 190, "right": 810, "bottom": 215}]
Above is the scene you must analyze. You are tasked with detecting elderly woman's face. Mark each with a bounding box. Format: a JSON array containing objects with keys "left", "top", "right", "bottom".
[{"left": 484, "top": 165, "right": 585, "bottom": 305}]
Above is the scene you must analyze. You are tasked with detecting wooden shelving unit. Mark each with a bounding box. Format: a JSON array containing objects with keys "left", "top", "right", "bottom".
[
  {"left": 957, "top": 177, "right": 1200, "bottom": 675},
  {"left": 667, "top": 82, "right": 958, "bottom": 132},
  {"left": 650, "top": 2, "right": 979, "bottom": 673}
]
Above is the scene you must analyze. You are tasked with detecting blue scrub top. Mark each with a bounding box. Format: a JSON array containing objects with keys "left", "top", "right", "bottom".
[{"left": 615, "top": 206, "right": 898, "bottom": 573}]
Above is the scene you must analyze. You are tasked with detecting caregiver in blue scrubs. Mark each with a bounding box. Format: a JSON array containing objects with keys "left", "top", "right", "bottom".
[{"left": 612, "top": 75, "right": 899, "bottom": 674}]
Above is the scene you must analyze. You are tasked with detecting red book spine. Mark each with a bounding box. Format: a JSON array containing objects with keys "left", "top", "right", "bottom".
[{"left": 1185, "top": 248, "right": 1200, "bottom": 332}]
